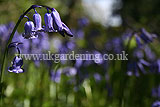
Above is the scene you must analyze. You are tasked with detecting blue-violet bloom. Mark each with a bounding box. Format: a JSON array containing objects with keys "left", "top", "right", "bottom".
[
  {"left": 33, "top": 12, "right": 43, "bottom": 31},
  {"left": 8, "top": 56, "right": 24, "bottom": 73},
  {"left": 51, "top": 8, "right": 63, "bottom": 31},
  {"left": 152, "top": 101, "right": 160, "bottom": 107},
  {"left": 44, "top": 13, "right": 55, "bottom": 32},
  {"left": 22, "top": 21, "right": 38, "bottom": 39}
]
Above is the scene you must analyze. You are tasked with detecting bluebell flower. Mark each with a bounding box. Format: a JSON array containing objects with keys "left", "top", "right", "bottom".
[
  {"left": 93, "top": 73, "right": 101, "bottom": 82},
  {"left": 44, "top": 13, "right": 55, "bottom": 32},
  {"left": 132, "top": 59, "right": 150, "bottom": 75},
  {"left": 75, "top": 58, "right": 83, "bottom": 68},
  {"left": 78, "top": 17, "right": 89, "bottom": 28},
  {"left": 150, "top": 59, "right": 160, "bottom": 73},
  {"left": 63, "top": 67, "right": 77, "bottom": 76},
  {"left": 76, "top": 29, "right": 84, "bottom": 39},
  {"left": 152, "top": 85, "right": 160, "bottom": 98},
  {"left": 133, "top": 49, "right": 144, "bottom": 59},
  {"left": 51, "top": 8, "right": 73, "bottom": 37},
  {"left": 152, "top": 101, "right": 160, "bottom": 107},
  {"left": 144, "top": 45, "right": 156, "bottom": 61},
  {"left": 112, "top": 37, "right": 123, "bottom": 54},
  {"left": 140, "top": 28, "right": 157, "bottom": 44},
  {"left": 66, "top": 40, "right": 75, "bottom": 50},
  {"left": 137, "top": 61, "right": 146, "bottom": 74},
  {"left": 8, "top": 56, "right": 24, "bottom": 73},
  {"left": 51, "top": 8, "right": 63, "bottom": 32},
  {"left": 50, "top": 69, "right": 62, "bottom": 83},
  {"left": 22, "top": 21, "right": 38, "bottom": 39},
  {"left": 33, "top": 9, "right": 43, "bottom": 31}
]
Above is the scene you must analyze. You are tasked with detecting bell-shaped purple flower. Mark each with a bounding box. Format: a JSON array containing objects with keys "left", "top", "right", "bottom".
[
  {"left": 51, "top": 8, "right": 73, "bottom": 37},
  {"left": 8, "top": 56, "right": 24, "bottom": 73},
  {"left": 93, "top": 73, "right": 101, "bottom": 82},
  {"left": 63, "top": 67, "right": 77, "bottom": 76},
  {"left": 33, "top": 12, "right": 43, "bottom": 31},
  {"left": 22, "top": 21, "right": 38, "bottom": 39},
  {"left": 51, "top": 8, "right": 63, "bottom": 31},
  {"left": 152, "top": 101, "right": 160, "bottom": 107},
  {"left": 140, "top": 28, "right": 157, "bottom": 43},
  {"left": 44, "top": 13, "right": 55, "bottom": 32},
  {"left": 50, "top": 69, "right": 62, "bottom": 83}
]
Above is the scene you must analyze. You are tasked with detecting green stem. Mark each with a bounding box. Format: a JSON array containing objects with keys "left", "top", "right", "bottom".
[
  {"left": 0, "top": 5, "right": 55, "bottom": 106},
  {"left": 0, "top": 4, "right": 53, "bottom": 83},
  {"left": 0, "top": 5, "right": 32, "bottom": 84},
  {"left": 0, "top": 5, "right": 52, "bottom": 105},
  {"left": 0, "top": 4, "right": 53, "bottom": 88}
]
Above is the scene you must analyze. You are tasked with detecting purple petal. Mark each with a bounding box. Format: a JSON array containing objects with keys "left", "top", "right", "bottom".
[
  {"left": 51, "top": 8, "right": 63, "bottom": 31},
  {"left": 33, "top": 13, "right": 43, "bottom": 31},
  {"left": 44, "top": 13, "right": 55, "bottom": 32},
  {"left": 62, "top": 22, "right": 73, "bottom": 37}
]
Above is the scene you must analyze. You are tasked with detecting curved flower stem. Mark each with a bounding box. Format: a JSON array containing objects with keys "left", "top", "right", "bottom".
[
  {"left": 0, "top": 5, "right": 53, "bottom": 104},
  {"left": 0, "top": 4, "right": 53, "bottom": 86},
  {"left": 0, "top": 5, "right": 32, "bottom": 84}
]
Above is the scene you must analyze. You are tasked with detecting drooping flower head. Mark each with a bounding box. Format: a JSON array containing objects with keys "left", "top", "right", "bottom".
[
  {"left": 93, "top": 73, "right": 101, "bottom": 82},
  {"left": 44, "top": 13, "right": 55, "bottom": 32},
  {"left": 44, "top": 8, "right": 56, "bottom": 32},
  {"left": 8, "top": 42, "right": 24, "bottom": 73},
  {"left": 8, "top": 56, "right": 24, "bottom": 73},
  {"left": 51, "top": 8, "right": 63, "bottom": 32},
  {"left": 22, "top": 20, "right": 38, "bottom": 39},
  {"left": 63, "top": 67, "right": 77, "bottom": 76},
  {"left": 78, "top": 17, "right": 89, "bottom": 28},
  {"left": 140, "top": 28, "right": 157, "bottom": 44},
  {"left": 50, "top": 69, "right": 62, "bottom": 83},
  {"left": 152, "top": 101, "right": 160, "bottom": 107},
  {"left": 51, "top": 8, "right": 73, "bottom": 37},
  {"left": 33, "top": 9, "right": 43, "bottom": 31}
]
